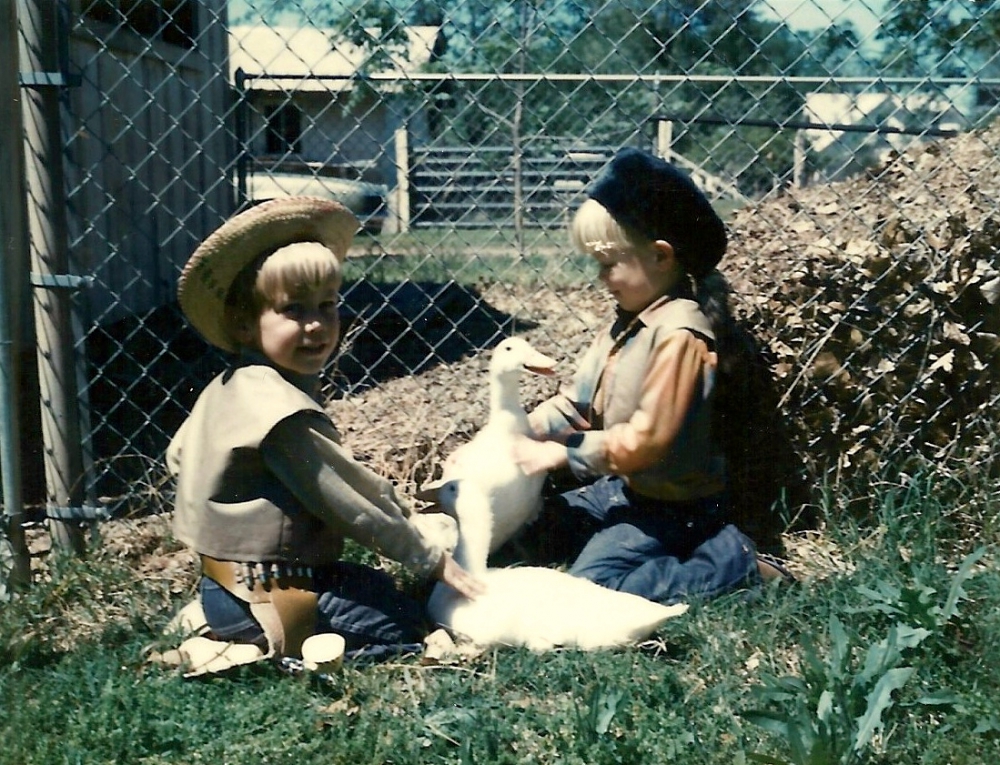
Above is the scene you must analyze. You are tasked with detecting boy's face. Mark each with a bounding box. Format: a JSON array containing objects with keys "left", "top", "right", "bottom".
[
  {"left": 592, "top": 241, "right": 678, "bottom": 313},
  {"left": 250, "top": 279, "right": 341, "bottom": 375}
]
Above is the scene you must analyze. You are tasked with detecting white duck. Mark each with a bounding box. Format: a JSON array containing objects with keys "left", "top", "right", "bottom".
[
  {"left": 426, "top": 479, "right": 688, "bottom": 651},
  {"left": 420, "top": 336, "right": 558, "bottom": 553}
]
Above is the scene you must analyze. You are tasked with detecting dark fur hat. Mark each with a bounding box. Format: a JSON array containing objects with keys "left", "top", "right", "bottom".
[{"left": 588, "top": 148, "right": 727, "bottom": 277}]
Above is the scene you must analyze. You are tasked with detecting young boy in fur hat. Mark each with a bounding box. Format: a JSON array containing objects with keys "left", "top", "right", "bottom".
[
  {"left": 513, "top": 148, "right": 791, "bottom": 605},
  {"left": 168, "top": 197, "right": 481, "bottom": 665}
]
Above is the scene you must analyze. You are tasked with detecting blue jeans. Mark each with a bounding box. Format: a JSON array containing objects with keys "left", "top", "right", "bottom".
[
  {"left": 547, "top": 476, "right": 760, "bottom": 605},
  {"left": 200, "top": 561, "right": 426, "bottom": 655}
]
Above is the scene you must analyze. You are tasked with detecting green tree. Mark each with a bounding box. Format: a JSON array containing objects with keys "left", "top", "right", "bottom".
[
  {"left": 877, "top": 0, "right": 1000, "bottom": 77},
  {"left": 234, "top": 0, "right": 863, "bottom": 194},
  {"left": 557, "top": 1, "right": 830, "bottom": 191}
]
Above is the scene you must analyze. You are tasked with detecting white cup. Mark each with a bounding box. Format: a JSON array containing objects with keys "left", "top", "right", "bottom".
[{"left": 300, "top": 633, "right": 346, "bottom": 674}]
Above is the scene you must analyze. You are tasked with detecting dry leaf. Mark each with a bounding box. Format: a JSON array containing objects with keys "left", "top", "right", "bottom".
[{"left": 927, "top": 350, "right": 955, "bottom": 375}]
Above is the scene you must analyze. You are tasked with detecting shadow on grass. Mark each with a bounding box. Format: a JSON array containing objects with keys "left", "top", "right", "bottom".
[{"left": 333, "top": 279, "right": 533, "bottom": 393}]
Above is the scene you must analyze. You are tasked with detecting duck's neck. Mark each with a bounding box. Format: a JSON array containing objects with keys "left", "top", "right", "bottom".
[
  {"left": 452, "top": 501, "right": 491, "bottom": 578},
  {"left": 449, "top": 374, "right": 526, "bottom": 578},
  {"left": 489, "top": 376, "right": 529, "bottom": 433}
]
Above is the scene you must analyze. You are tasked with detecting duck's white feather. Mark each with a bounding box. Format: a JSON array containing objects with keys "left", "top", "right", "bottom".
[
  {"left": 429, "top": 564, "right": 687, "bottom": 651},
  {"left": 422, "top": 336, "right": 557, "bottom": 553},
  {"left": 426, "top": 478, "right": 688, "bottom": 651}
]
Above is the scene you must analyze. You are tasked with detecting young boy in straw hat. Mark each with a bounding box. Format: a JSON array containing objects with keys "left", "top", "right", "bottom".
[
  {"left": 513, "top": 148, "right": 792, "bottom": 605},
  {"left": 168, "top": 196, "right": 482, "bottom": 666}
]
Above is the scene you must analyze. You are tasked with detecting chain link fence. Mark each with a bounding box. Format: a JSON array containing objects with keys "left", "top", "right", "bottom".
[{"left": 7, "top": 1, "right": 1000, "bottom": 544}]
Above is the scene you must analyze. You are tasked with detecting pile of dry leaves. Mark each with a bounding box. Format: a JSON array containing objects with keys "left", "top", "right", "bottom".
[{"left": 724, "top": 122, "right": 1000, "bottom": 482}]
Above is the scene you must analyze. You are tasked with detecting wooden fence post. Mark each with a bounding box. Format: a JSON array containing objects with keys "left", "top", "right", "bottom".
[
  {"left": 385, "top": 126, "right": 410, "bottom": 234},
  {"left": 656, "top": 119, "right": 673, "bottom": 160},
  {"left": 793, "top": 129, "right": 807, "bottom": 188}
]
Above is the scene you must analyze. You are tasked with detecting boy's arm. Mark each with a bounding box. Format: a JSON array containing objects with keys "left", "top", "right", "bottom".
[
  {"left": 261, "top": 410, "right": 448, "bottom": 577},
  {"left": 526, "top": 391, "right": 590, "bottom": 443},
  {"left": 527, "top": 336, "right": 604, "bottom": 439}
]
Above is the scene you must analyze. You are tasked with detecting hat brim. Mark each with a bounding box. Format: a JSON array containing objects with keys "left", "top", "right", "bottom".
[{"left": 178, "top": 196, "right": 359, "bottom": 352}]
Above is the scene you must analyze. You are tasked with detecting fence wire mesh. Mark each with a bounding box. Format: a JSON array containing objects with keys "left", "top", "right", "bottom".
[{"left": 11, "top": 0, "right": 1000, "bottom": 526}]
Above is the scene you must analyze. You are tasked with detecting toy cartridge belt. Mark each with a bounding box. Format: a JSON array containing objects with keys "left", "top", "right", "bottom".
[{"left": 200, "top": 555, "right": 316, "bottom": 605}]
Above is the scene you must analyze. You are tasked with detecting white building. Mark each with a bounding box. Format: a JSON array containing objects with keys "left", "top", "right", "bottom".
[
  {"left": 230, "top": 24, "right": 442, "bottom": 227},
  {"left": 802, "top": 90, "right": 967, "bottom": 154}
]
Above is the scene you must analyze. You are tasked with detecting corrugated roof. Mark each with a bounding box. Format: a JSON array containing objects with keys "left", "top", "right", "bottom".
[{"left": 230, "top": 25, "right": 440, "bottom": 91}]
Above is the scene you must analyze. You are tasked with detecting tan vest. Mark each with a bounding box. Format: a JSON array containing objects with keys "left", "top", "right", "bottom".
[
  {"left": 582, "top": 297, "right": 724, "bottom": 500},
  {"left": 615, "top": 299, "right": 723, "bottom": 499},
  {"left": 171, "top": 364, "right": 344, "bottom": 565}
]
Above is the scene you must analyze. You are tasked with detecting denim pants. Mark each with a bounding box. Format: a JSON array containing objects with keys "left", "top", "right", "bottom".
[
  {"left": 542, "top": 475, "right": 760, "bottom": 605},
  {"left": 199, "top": 561, "right": 426, "bottom": 655}
]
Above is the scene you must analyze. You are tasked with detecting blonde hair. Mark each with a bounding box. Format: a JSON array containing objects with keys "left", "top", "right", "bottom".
[
  {"left": 223, "top": 241, "right": 342, "bottom": 347},
  {"left": 255, "top": 241, "right": 342, "bottom": 303},
  {"left": 569, "top": 198, "right": 649, "bottom": 255}
]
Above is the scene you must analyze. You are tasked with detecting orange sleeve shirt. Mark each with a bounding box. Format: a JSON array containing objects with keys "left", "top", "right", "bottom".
[
  {"left": 529, "top": 296, "right": 726, "bottom": 501},
  {"left": 599, "top": 329, "right": 716, "bottom": 475}
]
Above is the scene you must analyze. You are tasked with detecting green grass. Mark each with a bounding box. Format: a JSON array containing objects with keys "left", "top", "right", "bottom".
[
  {"left": 354, "top": 226, "right": 572, "bottom": 256},
  {"left": 2, "top": 465, "right": 999, "bottom": 764},
  {"left": 344, "top": 250, "right": 596, "bottom": 290},
  {"left": 348, "top": 227, "right": 597, "bottom": 288}
]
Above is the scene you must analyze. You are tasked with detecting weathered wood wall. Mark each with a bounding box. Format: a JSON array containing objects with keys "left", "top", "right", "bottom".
[{"left": 64, "top": 1, "right": 233, "bottom": 322}]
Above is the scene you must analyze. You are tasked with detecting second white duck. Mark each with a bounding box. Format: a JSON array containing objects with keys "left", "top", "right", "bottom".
[{"left": 426, "top": 479, "right": 689, "bottom": 651}]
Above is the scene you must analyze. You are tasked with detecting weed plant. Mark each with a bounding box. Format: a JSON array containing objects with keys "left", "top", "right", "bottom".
[{"left": 1, "top": 462, "right": 998, "bottom": 764}]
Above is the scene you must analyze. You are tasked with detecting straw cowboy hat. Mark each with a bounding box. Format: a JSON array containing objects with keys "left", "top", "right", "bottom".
[{"left": 178, "top": 196, "right": 358, "bottom": 352}]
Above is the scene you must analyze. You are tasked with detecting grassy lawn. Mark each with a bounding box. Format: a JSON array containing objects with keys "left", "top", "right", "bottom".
[
  {"left": 346, "top": 227, "right": 596, "bottom": 289},
  {"left": 354, "top": 226, "right": 572, "bottom": 253},
  {"left": 7, "top": 218, "right": 999, "bottom": 763},
  {"left": 2, "top": 467, "right": 998, "bottom": 764},
  {"left": 343, "top": 203, "right": 741, "bottom": 288}
]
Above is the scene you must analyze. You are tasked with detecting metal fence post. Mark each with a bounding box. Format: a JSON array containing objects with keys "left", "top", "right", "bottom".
[
  {"left": 18, "top": 0, "right": 87, "bottom": 554},
  {"left": 0, "top": 0, "right": 32, "bottom": 595},
  {"left": 235, "top": 67, "right": 249, "bottom": 210}
]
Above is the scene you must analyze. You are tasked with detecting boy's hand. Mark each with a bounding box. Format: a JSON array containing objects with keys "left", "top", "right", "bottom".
[
  {"left": 511, "top": 435, "right": 568, "bottom": 475},
  {"left": 434, "top": 553, "right": 486, "bottom": 600}
]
